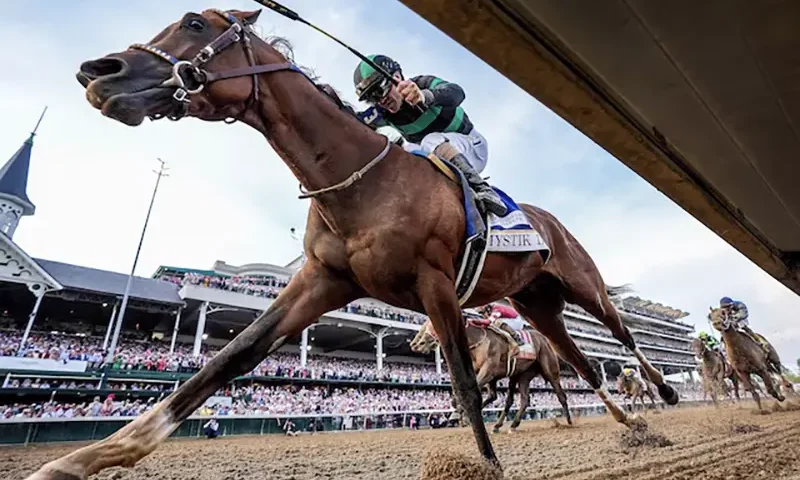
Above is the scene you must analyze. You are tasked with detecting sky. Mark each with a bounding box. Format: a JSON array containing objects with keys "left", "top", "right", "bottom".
[{"left": 0, "top": 0, "right": 798, "bottom": 366}]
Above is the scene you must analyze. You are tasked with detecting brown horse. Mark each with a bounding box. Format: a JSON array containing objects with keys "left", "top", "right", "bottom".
[
  {"left": 28, "top": 8, "right": 678, "bottom": 478},
  {"left": 616, "top": 373, "right": 657, "bottom": 412},
  {"left": 410, "top": 319, "right": 572, "bottom": 432},
  {"left": 708, "top": 307, "right": 787, "bottom": 412},
  {"left": 691, "top": 337, "right": 740, "bottom": 405}
]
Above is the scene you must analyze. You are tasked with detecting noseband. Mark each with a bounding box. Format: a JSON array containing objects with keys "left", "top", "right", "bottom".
[{"left": 129, "top": 9, "right": 300, "bottom": 122}]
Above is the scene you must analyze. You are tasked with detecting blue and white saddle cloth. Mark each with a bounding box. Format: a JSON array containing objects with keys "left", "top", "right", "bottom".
[
  {"left": 406, "top": 148, "right": 550, "bottom": 305},
  {"left": 484, "top": 188, "right": 549, "bottom": 255}
]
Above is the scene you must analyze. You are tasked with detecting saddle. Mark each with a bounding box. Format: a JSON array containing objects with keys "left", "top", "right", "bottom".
[{"left": 467, "top": 319, "right": 536, "bottom": 361}]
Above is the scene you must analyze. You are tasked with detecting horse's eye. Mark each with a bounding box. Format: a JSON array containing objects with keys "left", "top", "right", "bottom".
[{"left": 187, "top": 19, "right": 205, "bottom": 31}]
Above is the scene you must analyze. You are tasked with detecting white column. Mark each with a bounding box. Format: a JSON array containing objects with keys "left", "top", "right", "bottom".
[
  {"left": 193, "top": 301, "right": 208, "bottom": 357},
  {"left": 435, "top": 345, "right": 443, "bottom": 376},
  {"left": 18, "top": 287, "right": 45, "bottom": 354},
  {"left": 376, "top": 332, "right": 384, "bottom": 371},
  {"left": 169, "top": 308, "right": 182, "bottom": 354},
  {"left": 599, "top": 362, "right": 607, "bottom": 385},
  {"left": 300, "top": 327, "right": 309, "bottom": 367},
  {"left": 102, "top": 301, "right": 119, "bottom": 351}
]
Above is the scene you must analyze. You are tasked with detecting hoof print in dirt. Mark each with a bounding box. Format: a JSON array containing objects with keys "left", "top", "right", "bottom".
[
  {"left": 620, "top": 423, "right": 673, "bottom": 451},
  {"left": 730, "top": 423, "right": 761, "bottom": 435},
  {"left": 420, "top": 451, "right": 503, "bottom": 480}
]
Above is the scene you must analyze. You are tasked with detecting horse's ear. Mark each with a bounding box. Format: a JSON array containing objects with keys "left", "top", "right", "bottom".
[{"left": 232, "top": 9, "right": 261, "bottom": 25}]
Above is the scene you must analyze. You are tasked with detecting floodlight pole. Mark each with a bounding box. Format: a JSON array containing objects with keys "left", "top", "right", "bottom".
[{"left": 105, "top": 159, "right": 169, "bottom": 363}]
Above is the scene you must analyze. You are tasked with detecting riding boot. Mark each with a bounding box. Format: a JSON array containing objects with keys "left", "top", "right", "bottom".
[
  {"left": 433, "top": 143, "right": 507, "bottom": 217},
  {"left": 496, "top": 323, "right": 520, "bottom": 357}
]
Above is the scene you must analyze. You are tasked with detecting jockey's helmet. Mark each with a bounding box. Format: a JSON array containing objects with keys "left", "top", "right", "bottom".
[
  {"left": 622, "top": 367, "right": 633, "bottom": 377},
  {"left": 698, "top": 331, "right": 709, "bottom": 340},
  {"left": 354, "top": 54, "right": 402, "bottom": 103},
  {"left": 719, "top": 296, "right": 734, "bottom": 307}
]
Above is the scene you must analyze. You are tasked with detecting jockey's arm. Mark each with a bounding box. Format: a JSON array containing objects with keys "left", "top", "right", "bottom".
[
  {"left": 412, "top": 75, "right": 465, "bottom": 108},
  {"left": 732, "top": 302, "right": 749, "bottom": 322}
]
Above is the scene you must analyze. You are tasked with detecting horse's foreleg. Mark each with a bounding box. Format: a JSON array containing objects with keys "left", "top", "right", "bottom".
[
  {"left": 418, "top": 267, "right": 498, "bottom": 466},
  {"left": 738, "top": 371, "right": 763, "bottom": 412},
  {"left": 759, "top": 370, "right": 785, "bottom": 403},
  {"left": 27, "top": 263, "right": 357, "bottom": 480}
]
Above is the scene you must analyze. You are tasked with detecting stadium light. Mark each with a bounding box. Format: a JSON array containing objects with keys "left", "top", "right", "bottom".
[{"left": 104, "top": 158, "right": 170, "bottom": 364}]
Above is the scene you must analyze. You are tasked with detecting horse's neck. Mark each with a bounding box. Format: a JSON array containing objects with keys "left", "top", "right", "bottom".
[{"left": 245, "top": 48, "right": 388, "bottom": 221}]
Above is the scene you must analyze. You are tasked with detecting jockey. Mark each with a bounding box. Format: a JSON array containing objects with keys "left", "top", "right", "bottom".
[
  {"left": 353, "top": 54, "right": 507, "bottom": 216},
  {"left": 479, "top": 303, "right": 534, "bottom": 355},
  {"left": 622, "top": 367, "right": 637, "bottom": 379},
  {"left": 719, "top": 296, "right": 769, "bottom": 350},
  {"left": 698, "top": 331, "right": 721, "bottom": 353}
]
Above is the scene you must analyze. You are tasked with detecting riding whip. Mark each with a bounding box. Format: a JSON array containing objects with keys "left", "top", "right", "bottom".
[{"left": 251, "top": 0, "right": 425, "bottom": 113}]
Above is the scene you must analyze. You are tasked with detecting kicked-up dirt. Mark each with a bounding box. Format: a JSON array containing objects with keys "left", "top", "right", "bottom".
[{"left": 3, "top": 402, "right": 800, "bottom": 480}]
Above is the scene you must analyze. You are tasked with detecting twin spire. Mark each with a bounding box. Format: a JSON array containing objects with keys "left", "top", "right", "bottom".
[{"left": 0, "top": 107, "right": 47, "bottom": 237}]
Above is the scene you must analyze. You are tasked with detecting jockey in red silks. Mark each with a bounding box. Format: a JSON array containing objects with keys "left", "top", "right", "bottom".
[{"left": 479, "top": 303, "right": 533, "bottom": 355}]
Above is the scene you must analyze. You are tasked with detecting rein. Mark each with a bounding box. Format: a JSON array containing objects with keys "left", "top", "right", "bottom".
[
  {"left": 129, "top": 9, "right": 299, "bottom": 123},
  {"left": 130, "top": 8, "right": 391, "bottom": 198}
]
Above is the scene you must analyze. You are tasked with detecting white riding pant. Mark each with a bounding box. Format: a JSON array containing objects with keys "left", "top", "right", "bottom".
[
  {"left": 378, "top": 126, "right": 489, "bottom": 173},
  {"left": 498, "top": 316, "right": 526, "bottom": 331}
]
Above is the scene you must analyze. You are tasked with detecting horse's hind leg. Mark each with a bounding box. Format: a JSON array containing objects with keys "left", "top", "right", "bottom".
[
  {"left": 547, "top": 370, "right": 572, "bottom": 425},
  {"left": 510, "top": 281, "right": 637, "bottom": 428},
  {"left": 738, "top": 371, "right": 764, "bottom": 412},
  {"left": 564, "top": 277, "right": 678, "bottom": 406},
  {"left": 482, "top": 378, "right": 499, "bottom": 409},
  {"left": 510, "top": 375, "right": 531, "bottom": 431},
  {"left": 26, "top": 261, "right": 359, "bottom": 480},
  {"left": 494, "top": 376, "right": 517, "bottom": 433}
]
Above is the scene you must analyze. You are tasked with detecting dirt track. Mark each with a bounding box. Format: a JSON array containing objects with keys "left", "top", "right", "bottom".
[{"left": 4, "top": 403, "right": 800, "bottom": 480}]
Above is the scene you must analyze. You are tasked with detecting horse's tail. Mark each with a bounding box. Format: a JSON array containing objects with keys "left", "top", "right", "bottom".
[{"left": 606, "top": 284, "right": 633, "bottom": 299}]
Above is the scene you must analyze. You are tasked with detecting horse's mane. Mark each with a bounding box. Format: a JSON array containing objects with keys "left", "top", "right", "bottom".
[{"left": 259, "top": 34, "right": 359, "bottom": 117}]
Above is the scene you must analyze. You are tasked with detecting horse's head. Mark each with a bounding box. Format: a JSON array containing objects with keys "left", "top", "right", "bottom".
[
  {"left": 708, "top": 306, "right": 729, "bottom": 332},
  {"left": 77, "top": 9, "right": 278, "bottom": 126},
  {"left": 409, "top": 321, "right": 438, "bottom": 354}
]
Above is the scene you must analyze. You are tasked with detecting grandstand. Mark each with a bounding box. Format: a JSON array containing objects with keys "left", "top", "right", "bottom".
[{"left": 0, "top": 129, "right": 701, "bottom": 438}]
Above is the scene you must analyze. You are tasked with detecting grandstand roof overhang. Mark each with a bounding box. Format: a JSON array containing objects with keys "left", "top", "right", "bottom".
[
  {"left": 37, "top": 259, "right": 183, "bottom": 307},
  {"left": 0, "top": 235, "right": 61, "bottom": 294},
  {"left": 399, "top": 0, "right": 800, "bottom": 296}
]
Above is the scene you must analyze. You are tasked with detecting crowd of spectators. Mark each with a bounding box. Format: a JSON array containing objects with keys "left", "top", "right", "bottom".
[
  {"left": 2, "top": 384, "right": 658, "bottom": 420},
  {"left": 157, "top": 272, "right": 428, "bottom": 325},
  {"left": 1, "top": 331, "right": 449, "bottom": 385}
]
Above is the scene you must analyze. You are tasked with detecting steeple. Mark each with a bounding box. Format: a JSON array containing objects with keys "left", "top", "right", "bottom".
[{"left": 0, "top": 107, "right": 45, "bottom": 238}]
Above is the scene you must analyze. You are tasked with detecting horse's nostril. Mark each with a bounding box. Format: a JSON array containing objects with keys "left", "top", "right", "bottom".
[{"left": 80, "top": 57, "right": 127, "bottom": 80}]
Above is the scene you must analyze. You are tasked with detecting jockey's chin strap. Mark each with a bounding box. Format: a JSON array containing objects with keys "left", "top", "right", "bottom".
[{"left": 129, "top": 9, "right": 301, "bottom": 122}]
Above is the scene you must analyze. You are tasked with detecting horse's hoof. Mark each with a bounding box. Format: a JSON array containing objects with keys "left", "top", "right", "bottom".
[
  {"left": 492, "top": 427, "right": 501, "bottom": 434},
  {"left": 658, "top": 384, "right": 679, "bottom": 405},
  {"left": 508, "top": 427, "right": 518, "bottom": 434},
  {"left": 626, "top": 413, "right": 648, "bottom": 430}
]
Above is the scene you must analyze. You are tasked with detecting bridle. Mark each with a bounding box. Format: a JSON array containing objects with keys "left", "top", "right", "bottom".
[
  {"left": 129, "top": 9, "right": 300, "bottom": 122},
  {"left": 127, "top": 8, "right": 392, "bottom": 198}
]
